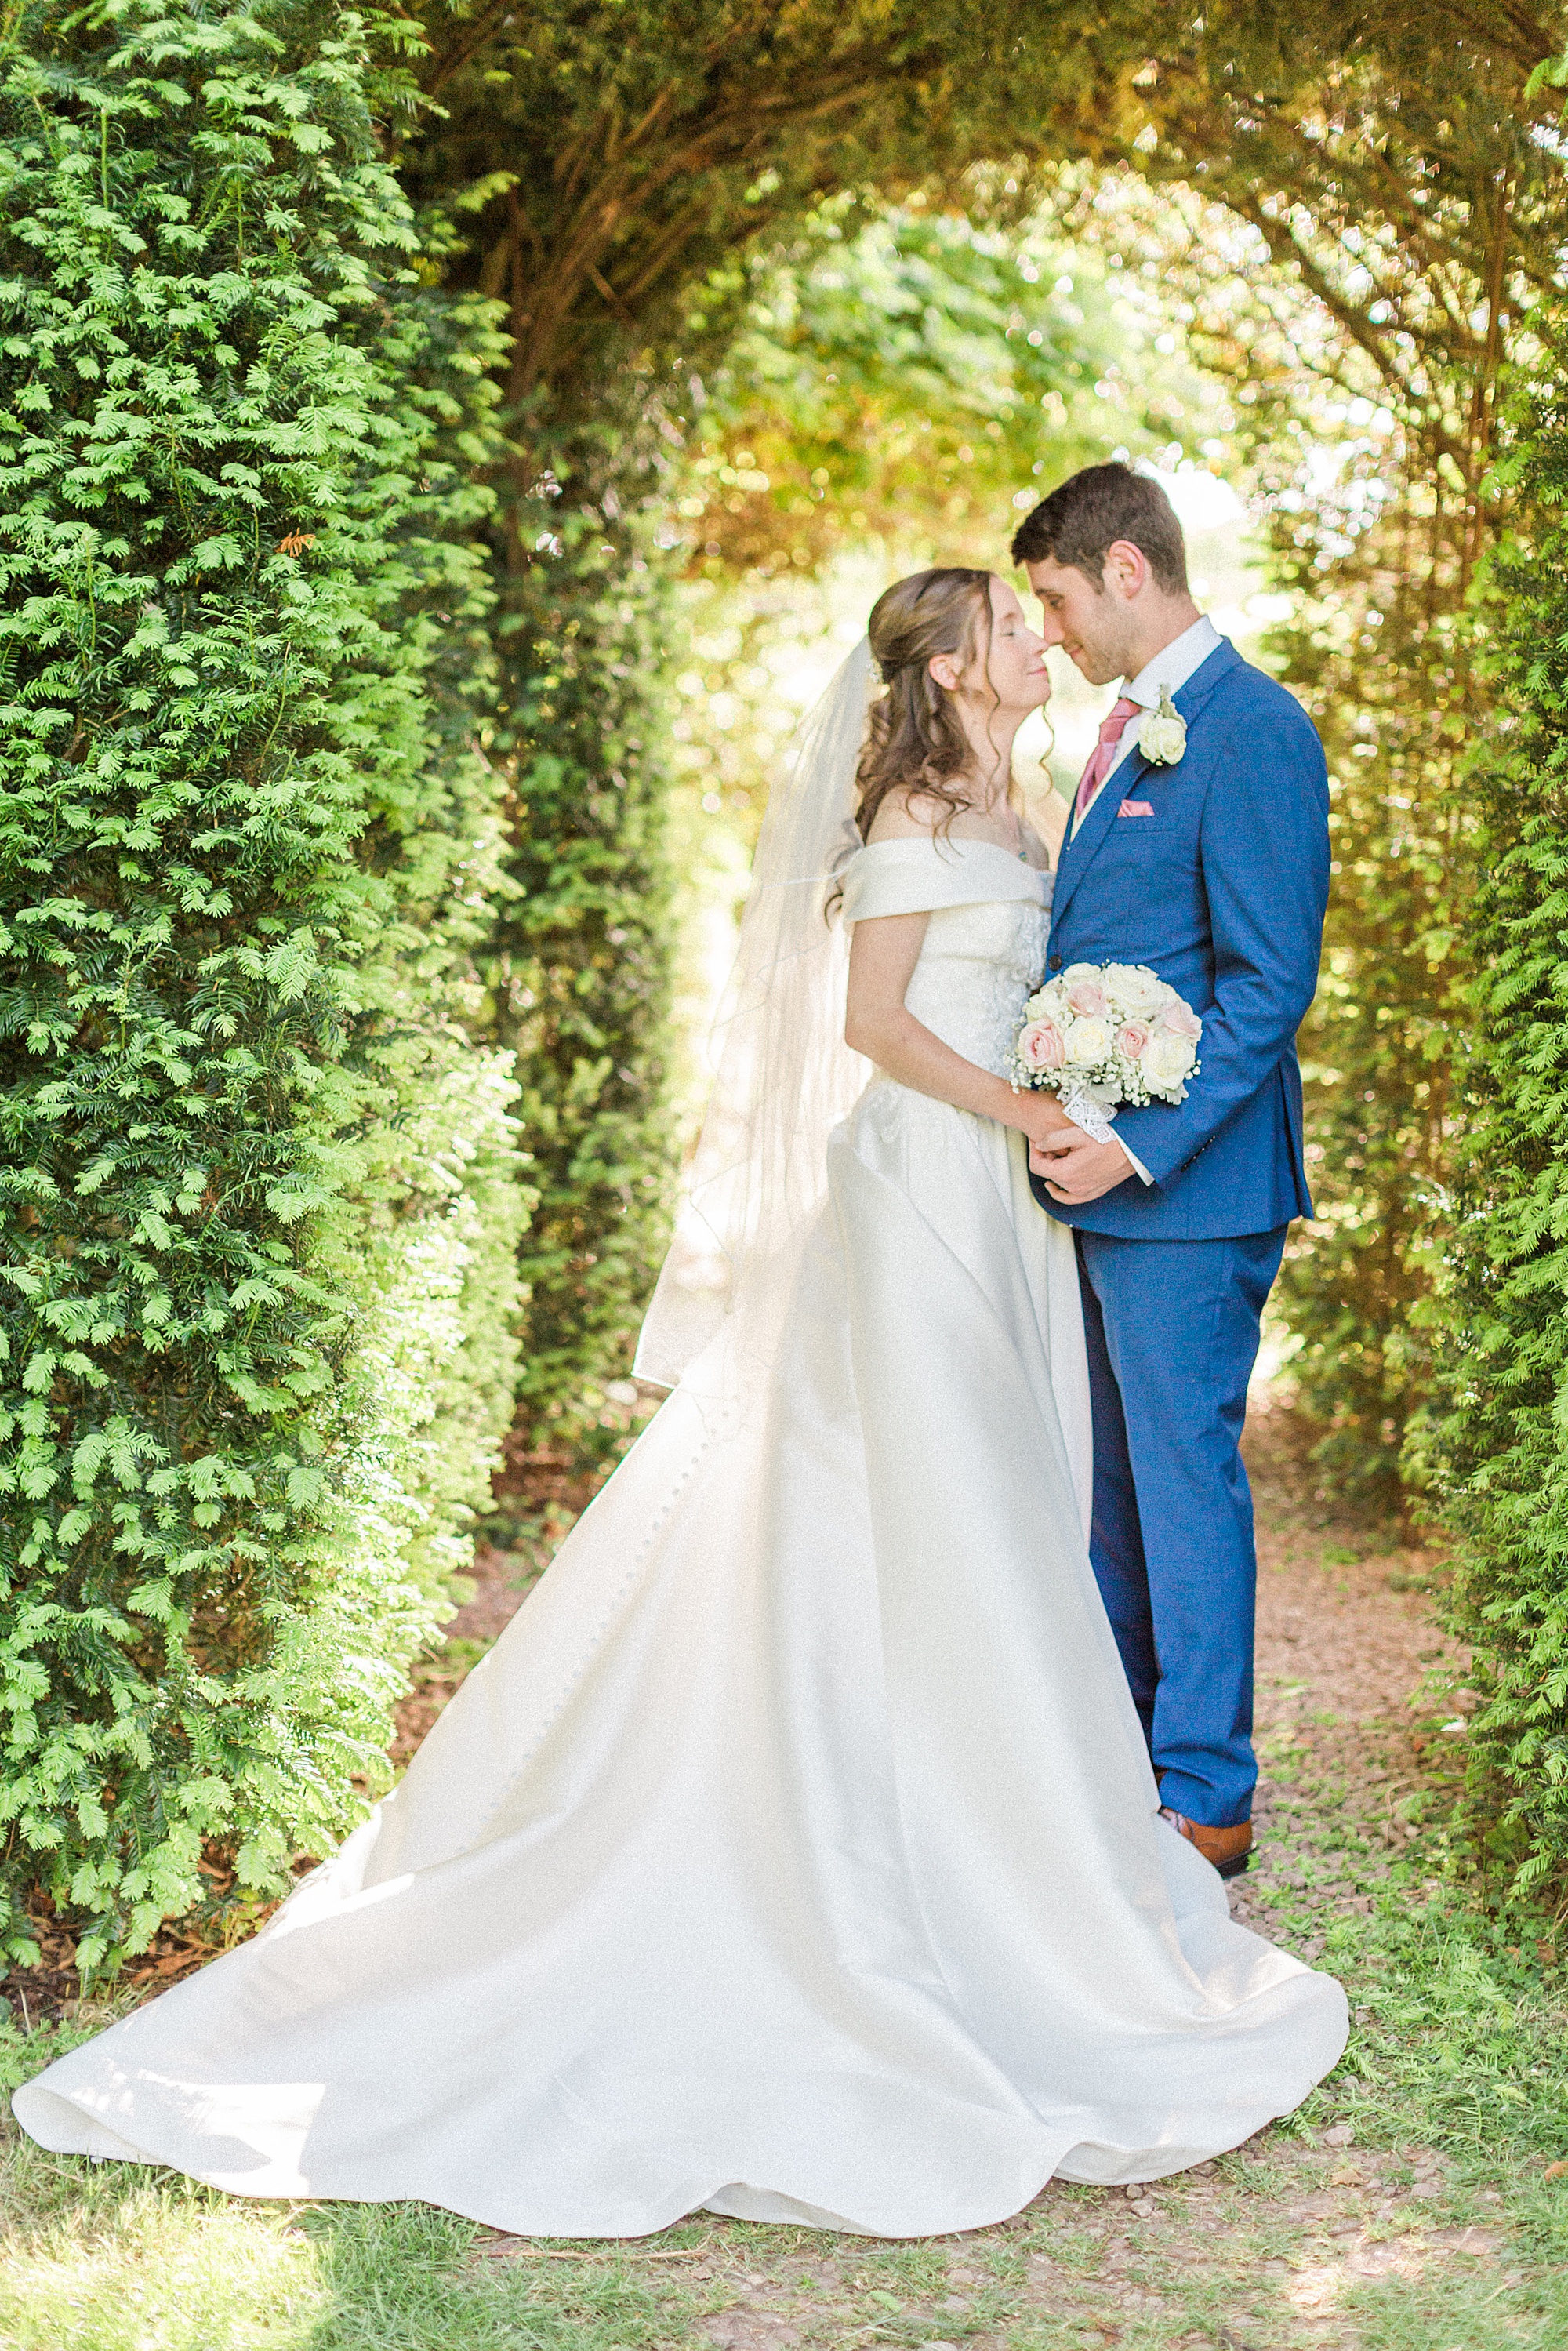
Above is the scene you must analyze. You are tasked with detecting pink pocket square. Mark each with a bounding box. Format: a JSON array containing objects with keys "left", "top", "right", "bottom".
[{"left": 1118, "top": 798, "right": 1155, "bottom": 819}]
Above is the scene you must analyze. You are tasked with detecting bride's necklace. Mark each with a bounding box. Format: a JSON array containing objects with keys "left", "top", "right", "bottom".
[
  {"left": 995, "top": 802, "right": 1028, "bottom": 861},
  {"left": 967, "top": 773, "right": 1029, "bottom": 861}
]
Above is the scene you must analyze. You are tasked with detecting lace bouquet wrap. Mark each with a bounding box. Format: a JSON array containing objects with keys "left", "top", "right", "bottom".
[{"left": 1009, "top": 961, "right": 1202, "bottom": 1143}]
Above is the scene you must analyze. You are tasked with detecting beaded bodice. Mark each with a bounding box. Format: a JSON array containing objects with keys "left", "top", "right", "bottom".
[
  {"left": 837, "top": 837, "right": 1053, "bottom": 1081},
  {"left": 902, "top": 896, "right": 1051, "bottom": 1078}
]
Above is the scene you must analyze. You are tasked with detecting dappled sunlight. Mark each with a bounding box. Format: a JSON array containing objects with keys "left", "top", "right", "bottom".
[
  {"left": 3, "top": 0, "right": 1567, "bottom": 2342},
  {"left": 0, "top": 2179, "right": 326, "bottom": 2351}
]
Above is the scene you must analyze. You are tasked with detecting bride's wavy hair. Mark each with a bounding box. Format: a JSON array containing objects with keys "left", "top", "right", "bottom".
[{"left": 855, "top": 568, "right": 996, "bottom": 841}]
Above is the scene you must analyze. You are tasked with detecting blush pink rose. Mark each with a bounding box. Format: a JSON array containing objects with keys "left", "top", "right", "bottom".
[
  {"left": 1066, "top": 979, "right": 1109, "bottom": 1019},
  {"left": 1118, "top": 1021, "right": 1151, "bottom": 1059},
  {"left": 1018, "top": 1018, "right": 1066, "bottom": 1071},
  {"left": 1160, "top": 1000, "right": 1203, "bottom": 1041}
]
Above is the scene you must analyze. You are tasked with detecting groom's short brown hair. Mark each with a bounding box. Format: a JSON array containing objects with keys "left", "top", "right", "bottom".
[{"left": 1011, "top": 461, "right": 1189, "bottom": 594}]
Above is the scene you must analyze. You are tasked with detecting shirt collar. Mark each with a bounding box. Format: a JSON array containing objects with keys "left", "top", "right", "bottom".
[{"left": 1122, "top": 614, "right": 1223, "bottom": 711}]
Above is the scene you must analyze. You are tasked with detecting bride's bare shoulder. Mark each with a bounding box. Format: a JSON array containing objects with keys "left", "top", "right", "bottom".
[{"left": 863, "top": 787, "right": 954, "bottom": 845}]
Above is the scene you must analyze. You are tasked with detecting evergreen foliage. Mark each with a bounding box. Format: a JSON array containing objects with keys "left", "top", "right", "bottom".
[
  {"left": 1258, "top": 456, "right": 1474, "bottom": 1509},
  {"left": 478, "top": 429, "right": 676, "bottom": 1433},
  {"left": 1417, "top": 335, "right": 1568, "bottom": 1899},
  {"left": 1103, "top": 3, "right": 1563, "bottom": 1499},
  {"left": 0, "top": 0, "right": 522, "bottom": 1966}
]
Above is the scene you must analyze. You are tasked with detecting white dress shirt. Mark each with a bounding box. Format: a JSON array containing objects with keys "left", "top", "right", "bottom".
[{"left": 1065, "top": 615, "right": 1223, "bottom": 1188}]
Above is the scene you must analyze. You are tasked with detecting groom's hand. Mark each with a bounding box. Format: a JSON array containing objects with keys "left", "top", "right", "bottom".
[{"left": 1030, "top": 1125, "right": 1132, "bottom": 1203}]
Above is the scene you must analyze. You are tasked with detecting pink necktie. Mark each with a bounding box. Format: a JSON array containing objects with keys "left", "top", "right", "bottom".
[{"left": 1075, "top": 696, "right": 1140, "bottom": 821}]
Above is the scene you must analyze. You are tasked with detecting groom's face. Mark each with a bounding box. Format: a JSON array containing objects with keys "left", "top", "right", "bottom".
[{"left": 1024, "top": 556, "right": 1138, "bottom": 688}]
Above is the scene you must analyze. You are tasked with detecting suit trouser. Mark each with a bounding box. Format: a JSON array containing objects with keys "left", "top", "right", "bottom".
[{"left": 1073, "top": 1223, "right": 1287, "bottom": 1829}]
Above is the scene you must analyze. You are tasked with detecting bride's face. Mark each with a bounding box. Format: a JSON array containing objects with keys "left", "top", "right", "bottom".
[{"left": 944, "top": 577, "right": 1051, "bottom": 715}]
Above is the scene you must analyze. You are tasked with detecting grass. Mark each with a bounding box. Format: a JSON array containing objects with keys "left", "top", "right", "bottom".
[
  {"left": 5, "top": 1434, "right": 1568, "bottom": 2349},
  {"left": 0, "top": 2099, "right": 706, "bottom": 2351},
  {"left": 5, "top": 1883, "right": 1566, "bottom": 2349}
]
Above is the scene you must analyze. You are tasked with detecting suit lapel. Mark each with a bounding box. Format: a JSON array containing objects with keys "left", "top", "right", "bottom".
[
  {"left": 1053, "top": 742, "right": 1134, "bottom": 918},
  {"left": 1050, "top": 640, "right": 1242, "bottom": 929}
]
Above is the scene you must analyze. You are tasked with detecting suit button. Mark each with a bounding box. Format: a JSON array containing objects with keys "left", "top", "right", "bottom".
[{"left": 1048, "top": 954, "right": 1062, "bottom": 972}]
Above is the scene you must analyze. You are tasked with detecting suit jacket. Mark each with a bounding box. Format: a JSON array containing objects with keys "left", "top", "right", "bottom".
[{"left": 1033, "top": 638, "right": 1329, "bottom": 1241}]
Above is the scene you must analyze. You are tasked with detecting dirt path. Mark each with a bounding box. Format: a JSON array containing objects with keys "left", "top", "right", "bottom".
[{"left": 1234, "top": 1397, "right": 1462, "bottom": 1958}]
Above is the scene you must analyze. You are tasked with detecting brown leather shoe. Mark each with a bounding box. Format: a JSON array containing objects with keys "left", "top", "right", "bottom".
[{"left": 1160, "top": 1808, "right": 1253, "bottom": 1879}]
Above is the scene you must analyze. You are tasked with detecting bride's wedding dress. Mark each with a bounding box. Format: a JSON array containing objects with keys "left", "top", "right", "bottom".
[{"left": 15, "top": 830, "right": 1347, "bottom": 2238}]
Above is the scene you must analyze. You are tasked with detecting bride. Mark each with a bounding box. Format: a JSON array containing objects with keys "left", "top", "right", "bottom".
[{"left": 14, "top": 567, "right": 1346, "bottom": 2239}]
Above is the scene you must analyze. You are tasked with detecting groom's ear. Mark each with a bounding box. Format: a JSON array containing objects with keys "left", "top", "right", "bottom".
[{"left": 1103, "top": 540, "right": 1152, "bottom": 601}]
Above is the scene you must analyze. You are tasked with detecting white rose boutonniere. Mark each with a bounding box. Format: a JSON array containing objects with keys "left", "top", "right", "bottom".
[{"left": 1137, "top": 685, "right": 1187, "bottom": 766}]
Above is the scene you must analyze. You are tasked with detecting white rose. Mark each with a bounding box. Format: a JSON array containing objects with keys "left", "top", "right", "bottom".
[
  {"left": 1064, "top": 1015, "right": 1112, "bottom": 1066},
  {"left": 1062, "top": 961, "right": 1101, "bottom": 984},
  {"left": 1102, "top": 963, "right": 1167, "bottom": 1019},
  {"left": 1137, "top": 685, "right": 1187, "bottom": 766},
  {"left": 1139, "top": 716, "right": 1185, "bottom": 765},
  {"left": 1143, "top": 1030, "right": 1197, "bottom": 1092}
]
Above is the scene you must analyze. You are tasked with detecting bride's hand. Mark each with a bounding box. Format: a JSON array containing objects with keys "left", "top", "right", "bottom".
[{"left": 1017, "top": 1092, "right": 1076, "bottom": 1155}]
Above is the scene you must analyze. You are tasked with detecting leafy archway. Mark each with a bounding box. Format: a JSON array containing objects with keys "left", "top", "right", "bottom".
[
  {"left": 403, "top": 0, "right": 1568, "bottom": 1897},
  {"left": 2, "top": 0, "right": 1566, "bottom": 1960},
  {"left": 408, "top": 0, "right": 1551, "bottom": 1444}
]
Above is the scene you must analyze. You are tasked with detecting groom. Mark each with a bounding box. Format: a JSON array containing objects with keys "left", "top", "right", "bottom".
[{"left": 1013, "top": 463, "right": 1329, "bottom": 1879}]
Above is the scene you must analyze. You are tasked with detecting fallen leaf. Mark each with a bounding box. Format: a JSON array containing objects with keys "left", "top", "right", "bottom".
[{"left": 1544, "top": 2159, "right": 1568, "bottom": 2182}]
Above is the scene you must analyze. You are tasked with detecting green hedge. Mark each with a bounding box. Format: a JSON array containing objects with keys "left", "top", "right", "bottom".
[
  {"left": 1417, "top": 343, "right": 1568, "bottom": 1900},
  {"left": 476, "top": 425, "right": 677, "bottom": 1448},
  {"left": 1265, "top": 534, "right": 1471, "bottom": 1510},
  {"left": 0, "top": 0, "right": 524, "bottom": 1968}
]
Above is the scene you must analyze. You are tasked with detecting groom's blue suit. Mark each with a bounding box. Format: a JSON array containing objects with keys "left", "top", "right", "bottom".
[{"left": 1033, "top": 638, "right": 1329, "bottom": 1828}]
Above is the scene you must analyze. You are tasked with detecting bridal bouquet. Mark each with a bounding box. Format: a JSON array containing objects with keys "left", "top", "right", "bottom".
[{"left": 1008, "top": 962, "right": 1202, "bottom": 1139}]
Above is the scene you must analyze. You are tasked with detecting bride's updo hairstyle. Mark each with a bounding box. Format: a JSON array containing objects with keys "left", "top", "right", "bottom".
[{"left": 855, "top": 567, "right": 994, "bottom": 841}]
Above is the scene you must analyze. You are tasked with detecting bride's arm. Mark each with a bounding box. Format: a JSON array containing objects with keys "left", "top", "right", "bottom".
[{"left": 845, "top": 913, "right": 1073, "bottom": 1149}]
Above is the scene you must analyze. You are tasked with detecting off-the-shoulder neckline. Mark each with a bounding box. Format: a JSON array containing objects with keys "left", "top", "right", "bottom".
[{"left": 844, "top": 836, "right": 1048, "bottom": 874}]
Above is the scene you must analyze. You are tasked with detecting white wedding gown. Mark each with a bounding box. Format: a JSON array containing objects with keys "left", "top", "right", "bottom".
[{"left": 15, "top": 838, "right": 1347, "bottom": 2237}]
